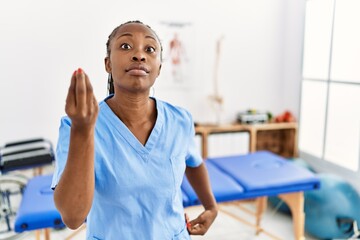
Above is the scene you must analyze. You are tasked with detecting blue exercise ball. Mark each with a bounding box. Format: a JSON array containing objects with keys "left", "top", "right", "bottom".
[
  {"left": 305, "top": 173, "right": 360, "bottom": 239},
  {"left": 288, "top": 158, "right": 316, "bottom": 173}
]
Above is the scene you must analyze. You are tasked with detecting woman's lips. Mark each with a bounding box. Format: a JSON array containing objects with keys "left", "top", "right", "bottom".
[
  {"left": 125, "top": 65, "right": 149, "bottom": 76},
  {"left": 126, "top": 69, "right": 148, "bottom": 76}
]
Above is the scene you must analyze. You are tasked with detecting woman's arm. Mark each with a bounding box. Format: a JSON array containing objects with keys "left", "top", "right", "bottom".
[
  {"left": 185, "top": 162, "right": 218, "bottom": 235},
  {"left": 53, "top": 69, "right": 98, "bottom": 229}
]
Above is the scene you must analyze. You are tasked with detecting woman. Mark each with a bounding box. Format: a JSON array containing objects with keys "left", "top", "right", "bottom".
[{"left": 52, "top": 20, "right": 217, "bottom": 239}]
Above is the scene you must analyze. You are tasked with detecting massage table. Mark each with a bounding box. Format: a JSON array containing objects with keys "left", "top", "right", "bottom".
[
  {"left": 182, "top": 151, "right": 320, "bottom": 240},
  {"left": 14, "top": 174, "right": 64, "bottom": 240},
  {"left": 0, "top": 138, "right": 54, "bottom": 174},
  {"left": 13, "top": 151, "right": 320, "bottom": 240},
  {"left": 0, "top": 138, "right": 55, "bottom": 240}
]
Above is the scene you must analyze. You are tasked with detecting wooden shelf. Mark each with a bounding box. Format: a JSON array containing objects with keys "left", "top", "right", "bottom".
[{"left": 195, "top": 122, "right": 298, "bottom": 159}]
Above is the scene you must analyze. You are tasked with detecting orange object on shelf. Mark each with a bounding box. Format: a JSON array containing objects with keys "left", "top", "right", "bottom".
[{"left": 274, "top": 111, "right": 296, "bottom": 123}]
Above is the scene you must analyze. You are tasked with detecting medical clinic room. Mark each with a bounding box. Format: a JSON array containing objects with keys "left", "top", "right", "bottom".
[{"left": 1, "top": 0, "right": 360, "bottom": 239}]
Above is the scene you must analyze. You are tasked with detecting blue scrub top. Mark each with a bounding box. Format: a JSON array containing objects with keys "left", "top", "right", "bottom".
[{"left": 52, "top": 96, "right": 203, "bottom": 240}]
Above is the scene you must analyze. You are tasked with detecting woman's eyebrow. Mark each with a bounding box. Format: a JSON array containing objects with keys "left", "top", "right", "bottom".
[
  {"left": 116, "top": 33, "right": 157, "bottom": 42},
  {"left": 145, "top": 35, "right": 157, "bottom": 42},
  {"left": 116, "top": 33, "right": 132, "bottom": 40}
]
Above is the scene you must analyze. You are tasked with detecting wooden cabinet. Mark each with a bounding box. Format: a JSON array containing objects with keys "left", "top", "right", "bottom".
[{"left": 195, "top": 122, "right": 298, "bottom": 159}]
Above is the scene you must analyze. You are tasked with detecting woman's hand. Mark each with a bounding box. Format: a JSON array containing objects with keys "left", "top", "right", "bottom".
[
  {"left": 186, "top": 207, "right": 218, "bottom": 235},
  {"left": 54, "top": 68, "right": 98, "bottom": 229},
  {"left": 65, "top": 68, "right": 98, "bottom": 132}
]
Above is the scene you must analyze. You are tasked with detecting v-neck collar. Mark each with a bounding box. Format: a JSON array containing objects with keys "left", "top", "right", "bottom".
[{"left": 102, "top": 95, "right": 164, "bottom": 156}]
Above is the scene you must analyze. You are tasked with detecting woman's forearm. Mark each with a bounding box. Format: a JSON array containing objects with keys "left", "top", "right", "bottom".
[
  {"left": 54, "top": 128, "right": 95, "bottom": 229},
  {"left": 185, "top": 163, "right": 218, "bottom": 211}
]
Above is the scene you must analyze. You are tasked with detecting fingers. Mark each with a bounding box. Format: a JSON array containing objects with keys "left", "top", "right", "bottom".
[
  {"left": 66, "top": 68, "right": 96, "bottom": 108},
  {"left": 75, "top": 68, "right": 87, "bottom": 108},
  {"left": 185, "top": 213, "right": 191, "bottom": 231},
  {"left": 85, "top": 73, "right": 94, "bottom": 104},
  {"left": 65, "top": 68, "right": 98, "bottom": 128},
  {"left": 188, "top": 216, "right": 207, "bottom": 235},
  {"left": 65, "top": 70, "right": 77, "bottom": 111},
  {"left": 188, "top": 221, "right": 206, "bottom": 235},
  {"left": 187, "top": 209, "right": 217, "bottom": 236}
]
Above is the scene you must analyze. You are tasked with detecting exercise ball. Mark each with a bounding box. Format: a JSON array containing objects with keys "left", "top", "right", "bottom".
[
  {"left": 289, "top": 158, "right": 316, "bottom": 173},
  {"left": 305, "top": 173, "right": 360, "bottom": 239}
]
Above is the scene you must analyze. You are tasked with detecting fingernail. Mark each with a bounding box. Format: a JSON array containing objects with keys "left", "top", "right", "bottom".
[
  {"left": 187, "top": 222, "right": 191, "bottom": 229},
  {"left": 78, "top": 68, "right": 83, "bottom": 73},
  {"left": 73, "top": 70, "right": 77, "bottom": 76}
]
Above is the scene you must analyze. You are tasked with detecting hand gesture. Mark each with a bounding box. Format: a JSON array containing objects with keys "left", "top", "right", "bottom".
[
  {"left": 186, "top": 208, "right": 217, "bottom": 235},
  {"left": 65, "top": 68, "right": 98, "bottom": 132}
]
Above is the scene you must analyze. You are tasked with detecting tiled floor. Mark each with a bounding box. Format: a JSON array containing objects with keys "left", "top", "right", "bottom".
[{"left": 21, "top": 202, "right": 318, "bottom": 240}]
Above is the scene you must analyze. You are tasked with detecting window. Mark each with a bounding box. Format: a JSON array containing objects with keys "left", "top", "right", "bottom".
[{"left": 299, "top": 0, "right": 360, "bottom": 178}]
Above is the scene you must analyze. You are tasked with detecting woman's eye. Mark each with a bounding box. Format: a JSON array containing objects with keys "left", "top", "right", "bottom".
[
  {"left": 120, "top": 43, "right": 131, "bottom": 50},
  {"left": 146, "top": 46, "right": 156, "bottom": 53}
]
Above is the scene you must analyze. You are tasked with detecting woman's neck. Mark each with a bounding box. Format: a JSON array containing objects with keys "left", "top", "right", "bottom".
[{"left": 107, "top": 93, "right": 155, "bottom": 127}]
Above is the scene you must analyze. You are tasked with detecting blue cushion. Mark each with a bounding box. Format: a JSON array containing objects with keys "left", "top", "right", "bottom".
[
  {"left": 14, "top": 174, "right": 64, "bottom": 232},
  {"left": 181, "top": 161, "right": 244, "bottom": 205},
  {"left": 208, "top": 151, "right": 320, "bottom": 198}
]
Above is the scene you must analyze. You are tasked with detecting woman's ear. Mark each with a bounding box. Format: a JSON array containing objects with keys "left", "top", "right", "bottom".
[
  {"left": 157, "top": 64, "right": 162, "bottom": 77},
  {"left": 105, "top": 57, "right": 111, "bottom": 73}
]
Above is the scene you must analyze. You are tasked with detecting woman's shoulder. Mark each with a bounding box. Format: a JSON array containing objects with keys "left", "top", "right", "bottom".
[{"left": 156, "top": 98, "right": 192, "bottom": 121}]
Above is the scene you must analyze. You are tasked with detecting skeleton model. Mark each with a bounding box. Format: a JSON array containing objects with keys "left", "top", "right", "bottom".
[{"left": 209, "top": 36, "right": 225, "bottom": 125}]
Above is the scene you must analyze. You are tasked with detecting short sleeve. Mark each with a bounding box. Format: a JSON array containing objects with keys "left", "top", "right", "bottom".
[
  {"left": 185, "top": 116, "right": 203, "bottom": 168},
  {"left": 51, "top": 117, "right": 71, "bottom": 189}
]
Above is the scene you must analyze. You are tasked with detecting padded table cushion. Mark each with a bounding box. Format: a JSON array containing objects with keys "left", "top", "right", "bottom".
[
  {"left": 14, "top": 174, "right": 64, "bottom": 232},
  {"left": 0, "top": 139, "right": 54, "bottom": 173},
  {"left": 182, "top": 161, "right": 245, "bottom": 205},
  {"left": 182, "top": 151, "right": 320, "bottom": 204},
  {"left": 208, "top": 151, "right": 319, "bottom": 197}
]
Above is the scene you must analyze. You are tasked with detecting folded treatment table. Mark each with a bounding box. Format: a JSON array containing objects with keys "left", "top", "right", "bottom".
[
  {"left": 0, "top": 138, "right": 55, "bottom": 173},
  {"left": 14, "top": 174, "right": 64, "bottom": 240},
  {"left": 0, "top": 138, "right": 56, "bottom": 239},
  {"left": 182, "top": 151, "right": 320, "bottom": 240}
]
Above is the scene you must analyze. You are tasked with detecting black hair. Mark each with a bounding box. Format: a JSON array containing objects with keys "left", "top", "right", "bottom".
[{"left": 106, "top": 20, "right": 163, "bottom": 95}]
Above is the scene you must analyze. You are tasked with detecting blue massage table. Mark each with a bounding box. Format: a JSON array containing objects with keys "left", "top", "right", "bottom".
[
  {"left": 182, "top": 151, "right": 320, "bottom": 240},
  {"left": 14, "top": 174, "right": 64, "bottom": 240},
  {"left": 0, "top": 138, "right": 56, "bottom": 240},
  {"left": 14, "top": 151, "right": 320, "bottom": 240}
]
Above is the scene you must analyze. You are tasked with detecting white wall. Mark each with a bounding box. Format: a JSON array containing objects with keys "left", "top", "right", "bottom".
[{"left": 0, "top": 0, "right": 305, "bottom": 146}]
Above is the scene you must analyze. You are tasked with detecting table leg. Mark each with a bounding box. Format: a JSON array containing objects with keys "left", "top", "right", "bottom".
[{"left": 278, "top": 192, "right": 305, "bottom": 240}]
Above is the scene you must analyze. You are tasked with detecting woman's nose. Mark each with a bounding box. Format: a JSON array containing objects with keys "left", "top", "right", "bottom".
[
  {"left": 132, "top": 56, "right": 145, "bottom": 62},
  {"left": 132, "top": 50, "right": 146, "bottom": 62}
]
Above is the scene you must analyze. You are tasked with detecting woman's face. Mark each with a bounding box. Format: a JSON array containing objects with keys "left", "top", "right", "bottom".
[{"left": 105, "top": 23, "right": 162, "bottom": 94}]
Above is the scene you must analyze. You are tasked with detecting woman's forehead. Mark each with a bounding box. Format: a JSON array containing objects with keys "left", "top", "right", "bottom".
[{"left": 116, "top": 23, "right": 158, "bottom": 40}]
